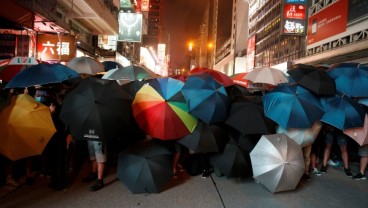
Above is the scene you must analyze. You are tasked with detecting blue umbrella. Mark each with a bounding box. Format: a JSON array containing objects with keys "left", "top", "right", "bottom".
[
  {"left": 327, "top": 63, "right": 368, "bottom": 97},
  {"left": 320, "top": 95, "right": 365, "bottom": 130},
  {"left": 182, "top": 74, "right": 229, "bottom": 124},
  {"left": 5, "top": 63, "right": 79, "bottom": 89},
  {"left": 262, "top": 85, "right": 324, "bottom": 129},
  {"left": 102, "top": 61, "right": 123, "bottom": 71}
]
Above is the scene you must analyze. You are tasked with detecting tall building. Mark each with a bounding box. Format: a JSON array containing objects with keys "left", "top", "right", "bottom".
[{"left": 142, "top": 0, "right": 164, "bottom": 48}]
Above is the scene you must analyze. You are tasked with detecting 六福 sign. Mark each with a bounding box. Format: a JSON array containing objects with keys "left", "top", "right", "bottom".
[{"left": 36, "top": 34, "right": 76, "bottom": 62}]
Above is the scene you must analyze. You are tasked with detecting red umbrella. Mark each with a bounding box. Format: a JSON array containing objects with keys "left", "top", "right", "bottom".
[
  {"left": 170, "top": 74, "right": 187, "bottom": 82},
  {"left": 0, "top": 57, "right": 40, "bottom": 82},
  {"left": 191, "top": 69, "right": 233, "bottom": 87},
  {"left": 132, "top": 78, "right": 198, "bottom": 140},
  {"left": 188, "top": 67, "right": 209, "bottom": 75}
]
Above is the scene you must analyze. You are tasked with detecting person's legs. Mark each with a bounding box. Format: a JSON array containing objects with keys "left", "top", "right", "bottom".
[
  {"left": 89, "top": 141, "right": 106, "bottom": 191},
  {"left": 321, "top": 131, "right": 333, "bottom": 173},
  {"left": 337, "top": 134, "right": 352, "bottom": 177},
  {"left": 82, "top": 141, "right": 98, "bottom": 182},
  {"left": 353, "top": 145, "right": 368, "bottom": 180},
  {"left": 302, "top": 145, "right": 312, "bottom": 180}
]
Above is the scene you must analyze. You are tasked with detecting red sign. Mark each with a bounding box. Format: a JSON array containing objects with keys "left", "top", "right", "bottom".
[
  {"left": 141, "top": 0, "right": 149, "bottom": 12},
  {"left": 307, "top": 0, "right": 348, "bottom": 45},
  {"left": 246, "top": 35, "right": 256, "bottom": 71},
  {"left": 36, "top": 34, "right": 76, "bottom": 62},
  {"left": 284, "top": 4, "right": 306, "bottom": 19}
]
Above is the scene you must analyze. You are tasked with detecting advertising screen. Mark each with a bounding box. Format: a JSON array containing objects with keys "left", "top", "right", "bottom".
[
  {"left": 118, "top": 13, "right": 143, "bottom": 43},
  {"left": 307, "top": 0, "right": 348, "bottom": 45},
  {"left": 283, "top": 19, "right": 305, "bottom": 35},
  {"left": 284, "top": 4, "right": 306, "bottom": 19}
]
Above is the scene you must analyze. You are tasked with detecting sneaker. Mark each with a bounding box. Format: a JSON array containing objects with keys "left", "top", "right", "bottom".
[
  {"left": 320, "top": 165, "right": 327, "bottom": 173},
  {"left": 6, "top": 176, "right": 20, "bottom": 187},
  {"left": 313, "top": 168, "right": 321, "bottom": 176},
  {"left": 82, "top": 172, "right": 97, "bottom": 183},
  {"left": 89, "top": 180, "right": 104, "bottom": 192},
  {"left": 344, "top": 168, "right": 353, "bottom": 177},
  {"left": 352, "top": 173, "right": 366, "bottom": 180},
  {"left": 201, "top": 169, "right": 211, "bottom": 178},
  {"left": 302, "top": 174, "right": 311, "bottom": 180}
]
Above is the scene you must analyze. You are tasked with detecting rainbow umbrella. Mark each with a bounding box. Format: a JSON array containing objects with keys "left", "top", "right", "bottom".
[{"left": 132, "top": 78, "right": 198, "bottom": 140}]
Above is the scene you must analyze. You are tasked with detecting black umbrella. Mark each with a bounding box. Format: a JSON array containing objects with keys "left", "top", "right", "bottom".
[
  {"left": 59, "top": 77, "right": 131, "bottom": 142},
  {"left": 120, "top": 80, "right": 148, "bottom": 100},
  {"left": 225, "top": 96, "right": 276, "bottom": 135},
  {"left": 287, "top": 64, "right": 336, "bottom": 95},
  {"left": 178, "top": 122, "right": 229, "bottom": 153},
  {"left": 102, "top": 61, "right": 123, "bottom": 71},
  {"left": 117, "top": 141, "right": 173, "bottom": 194},
  {"left": 225, "top": 84, "right": 251, "bottom": 101}
]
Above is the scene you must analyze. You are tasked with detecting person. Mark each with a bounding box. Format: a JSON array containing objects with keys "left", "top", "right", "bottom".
[
  {"left": 320, "top": 125, "right": 352, "bottom": 177},
  {"left": 310, "top": 125, "right": 327, "bottom": 176},
  {"left": 352, "top": 144, "right": 368, "bottom": 180},
  {"left": 82, "top": 140, "right": 106, "bottom": 191},
  {"left": 301, "top": 144, "right": 312, "bottom": 180}
]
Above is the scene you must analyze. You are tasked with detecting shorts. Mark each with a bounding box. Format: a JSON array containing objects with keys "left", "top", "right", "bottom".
[
  {"left": 325, "top": 132, "right": 347, "bottom": 146},
  {"left": 359, "top": 145, "right": 368, "bottom": 157},
  {"left": 87, "top": 140, "right": 106, "bottom": 163}
]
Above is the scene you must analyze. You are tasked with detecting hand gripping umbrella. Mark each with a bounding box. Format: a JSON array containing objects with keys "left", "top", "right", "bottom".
[
  {"left": 132, "top": 78, "right": 198, "bottom": 140},
  {"left": 250, "top": 134, "right": 305, "bottom": 193},
  {"left": 0, "top": 94, "right": 56, "bottom": 161},
  {"left": 59, "top": 77, "right": 131, "bottom": 142},
  {"left": 182, "top": 74, "right": 229, "bottom": 124},
  {"left": 117, "top": 141, "right": 173, "bottom": 193}
]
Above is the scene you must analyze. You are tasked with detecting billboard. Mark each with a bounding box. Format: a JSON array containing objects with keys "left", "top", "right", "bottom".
[
  {"left": 283, "top": 19, "right": 305, "bottom": 35},
  {"left": 348, "top": 0, "right": 368, "bottom": 23},
  {"left": 307, "top": 0, "right": 348, "bottom": 45},
  {"left": 246, "top": 35, "right": 256, "bottom": 72},
  {"left": 284, "top": 4, "right": 306, "bottom": 19},
  {"left": 36, "top": 34, "right": 76, "bottom": 62},
  {"left": 118, "top": 13, "right": 143, "bottom": 42}
]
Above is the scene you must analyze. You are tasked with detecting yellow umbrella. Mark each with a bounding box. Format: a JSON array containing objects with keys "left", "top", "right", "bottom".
[{"left": 0, "top": 94, "right": 56, "bottom": 161}]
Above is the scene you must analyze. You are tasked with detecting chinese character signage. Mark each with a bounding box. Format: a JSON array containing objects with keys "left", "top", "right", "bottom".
[
  {"left": 141, "top": 0, "right": 149, "bottom": 12},
  {"left": 118, "top": 12, "right": 143, "bottom": 43},
  {"left": 283, "top": 19, "right": 305, "bottom": 34},
  {"left": 284, "top": 4, "right": 306, "bottom": 19},
  {"left": 36, "top": 34, "right": 76, "bottom": 62},
  {"left": 246, "top": 35, "right": 256, "bottom": 72}
]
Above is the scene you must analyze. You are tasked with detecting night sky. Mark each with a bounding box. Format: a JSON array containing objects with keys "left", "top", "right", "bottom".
[{"left": 164, "top": 0, "right": 208, "bottom": 70}]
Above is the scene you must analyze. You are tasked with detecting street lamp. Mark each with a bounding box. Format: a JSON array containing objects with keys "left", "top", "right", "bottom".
[{"left": 188, "top": 41, "right": 194, "bottom": 70}]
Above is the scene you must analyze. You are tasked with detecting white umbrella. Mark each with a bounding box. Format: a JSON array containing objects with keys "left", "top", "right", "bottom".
[
  {"left": 276, "top": 121, "right": 322, "bottom": 147},
  {"left": 250, "top": 133, "right": 305, "bottom": 193},
  {"left": 244, "top": 67, "right": 288, "bottom": 85},
  {"left": 67, "top": 57, "right": 104, "bottom": 75},
  {"left": 343, "top": 114, "right": 368, "bottom": 146}
]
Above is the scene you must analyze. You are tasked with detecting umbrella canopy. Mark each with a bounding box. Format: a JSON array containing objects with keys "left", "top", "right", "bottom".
[
  {"left": 67, "top": 57, "right": 104, "bottom": 75},
  {"left": 104, "top": 65, "right": 159, "bottom": 81},
  {"left": 344, "top": 114, "right": 368, "bottom": 146},
  {"left": 276, "top": 121, "right": 322, "bottom": 147},
  {"left": 5, "top": 63, "right": 80, "bottom": 89},
  {"left": 262, "top": 85, "right": 324, "bottom": 129},
  {"left": 182, "top": 74, "right": 229, "bottom": 124},
  {"left": 102, "top": 61, "right": 124, "bottom": 71},
  {"left": 120, "top": 80, "right": 147, "bottom": 100},
  {"left": 320, "top": 95, "right": 365, "bottom": 130},
  {"left": 327, "top": 63, "right": 368, "bottom": 97},
  {"left": 178, "top": 122, "right": 229, "bottom": 153},
  {"left": 132, "top": 78, "right": 198, "bottom": 140},
  {"left": 250, "top": 134, "right": 305, "bottom": 193},
  {"left": 169, "top": 74, "right": 187, "bottom": 82},
  {"left": 190, "top": 69, "right": 234, "bottom": 87},
  {"left": 210, "top": 134, "right": 252, "bottom": 178},
  {"left": 117, "top": 141, "right": 173, "bottom": 194},
  {"left": 60, "top": 77, "right": 131, "bottom": 142},
  {"left": 244, "top": 67, "right": 289, "bottom": 85},
  {"left": 231, "top": 73, "right": 273, "bottom": 91},
  {"left": 226, "top": 96, "right": 276, "bottom": 135},
  {"left": 0, "top": 94, "right": 56, "bottom": 161},
  {"left": 287, "top": 64, "right": 335, "bottom": 95},
  {"left": 0, "top": 57, "right": 40, "bottom": 82}
]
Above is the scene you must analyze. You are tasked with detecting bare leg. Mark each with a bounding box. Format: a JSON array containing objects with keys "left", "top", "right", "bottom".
[
  {"left": 360, "top": 156, "right": 368, "bottom": 174},
  {"left": 97, "top": 162, "right": 105, "bottom": 180},
  {"left": 323, "top": 144, "right": 332, "bottom": 166},
  {"left": 340, "top": 145, "right": 349, "bottom": 169},
  {"left": 311, "top": 153, "right": 317, "bottom": 169},
  {"left": 173, "top": 152, "right": 180, "bottom": 174}
]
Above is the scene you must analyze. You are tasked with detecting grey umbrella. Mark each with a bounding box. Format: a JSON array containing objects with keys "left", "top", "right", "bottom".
[{"left": 250, "top": 133, "right": 305, "bottom": 193}]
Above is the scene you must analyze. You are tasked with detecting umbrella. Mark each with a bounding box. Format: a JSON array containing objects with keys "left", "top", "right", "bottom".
[
  {"left": 178, "top": 122, "right": 229, "bottom": 153},
  {"left": 170, "top": 74, "right": 187, "bottom": 82},
  {"left": 250, "top": 134, "right": 305, "bottom": 193},
  {"left": 191, "top": 68, "right": 234, "bottom": 87},
  {"left": 287, "top": 64, "right": 335, "bottom": 95},
  {"left": 327, "top": 63, "right": 368, "bottom": 97},
  {"left": 225, "top": 84, "right": 251, "bottom": 101},
  {"left": 120, "top": 80, "right": 148, "bottom": 100},
  {"left": 59, "top": 77, "right": 131, "bottom": 142},
  {"left": 102, "top": 61, "right": 124, "bottom": 71},
  {"left": 262, "top": 85, "right": 324, "bottom": 129},
  {"left": 320, "top": 95, "right": 365, "bottom": 130},
  {"left": 182, "top": 74, "right": 229, "bottom": 124},
  {"left": 344, "top": 114, "right": 368, "bottom": 146},
  {"left": 0, "top": 57, "right": 40, "bottom": 82},
  {"left": 210, "top": 132, "right": 253, "bottom": 178},
  {"left": 117, "top": 141, "right": 173, "bottom": 193},
  {"left": 104, "top": 65, "right": 159, "bottom": 81},
  {"left": 67, "top": 57, "right": 104, "bottom": 75},
  {"left": 231, "top": 73, "right": 273, "bottom": 91},
  {"left": 226, "top": 96, "right": 276, "bottom": 135},
  {"left": 276, "top": 121, "right": 322, "bottom": 147},
  {"left": 244, "top": 67, "right": 289, "bottom": 85},
  {"left": 188, "top": 67, "right": 208, "bottom": 74},
  {"left": 0, "top": 94, "right": 56, "bottom": 161},
  {"left": 5, "top": 63, "right": 80, "bottom": 89},
  {"left": 132, "top": 78, "right": 198, "bottom": 140}
]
